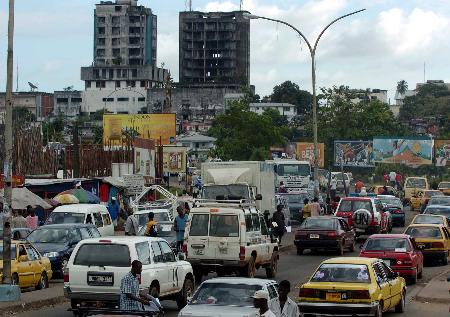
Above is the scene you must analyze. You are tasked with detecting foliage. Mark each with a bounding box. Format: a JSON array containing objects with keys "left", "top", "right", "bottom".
[
  {"left": 90, "top": 109, "right": 109, "bottom": 121},
  {"left": 396, "top": 80, "right": 408, "bottom": 95},
  {"left": 271, "top": 81, "right": 312, "bottom": 115},
  {"left": 208, "top": 101, "right": 286, "bottom": 160},
  {"left": 13, "top": 107, "right": 35, "bottom": 129},
  {"left": 262, "top": 108, "right": 289, "bottom": 127},
  {"left": 42, "top": 113, "right": 65, "bottom": 144}
]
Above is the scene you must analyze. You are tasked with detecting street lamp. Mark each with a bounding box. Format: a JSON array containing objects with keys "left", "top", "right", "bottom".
[{"left": 244, "top": 9, "right": 365, "bottom": 198}]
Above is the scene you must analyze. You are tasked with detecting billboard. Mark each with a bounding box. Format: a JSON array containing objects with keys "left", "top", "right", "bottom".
[
  {"left": 163, "top": 146, "right": 188, "bottom": 174},
  {"left": 435, "top": 140, "right": 450, "bottom": 166},
  {"left": 373, "top": 137, "right": 433, "bottom": 166},
  {"left": 334, "top": 141, "right": 374, "bottom": 167},
  {"left": 103, "top": 114, "right": 176, "bottom": 147},
  {"left": 296, "top": 142, "right": 325, "bottom": 168}
]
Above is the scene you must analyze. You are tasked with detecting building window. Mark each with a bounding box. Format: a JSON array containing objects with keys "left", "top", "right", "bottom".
[
  {"left": 71, "top": 98, "right": 82, "bottom": 103},
  {"left": 126, "top": 80, "right": 136, "bottom": 87},
  {"left": 97, "top": 38, "right": 105, "bottom": 46},
  {"left": 140, "top": 81, "right": 146, "bottom": 88},
  {"left": 112, "top": 38, "right": 120, "bottom": 46},
  {"left": 112, "top": 27, "right": 120, "bottom": 35},
  {"left": 129, "top": 48, "right": 141, "bottom": 56},
  {"left": 109, "top": 69, "right": 114, "bottom": 79},
  {"left": 283, "top": 107, "right": 291, "bottom": 112},
  {"left": 102, "top": 98, "right": 114, "bottom": 102},
  {"left": 96, "top": 81, "right": 106, "bottom": 88},
  {"left": 131, "top": 69, "right": 138, "bottom": 78},
  {"left": 112, "top": 48, "right": 120, "bottom": 57},
  {"left": 129, "top": 27, "right": 141, "bottom": 34},
  {"left": 112, "top": 16, "right": 120, "bottom": 24},
  {"left": 117, "top": 97, "right": 129, "bottom": 102},
  {"left": 115, "top": 6, "right": 121, "bottom": 12},
  {"left": 56, "top": 98, "right": 69, "bottom": 103},
  {"left": 96, "top": 49, "right": 105, "bottom": 57},
  {"left": 116, "top": 81, "right": 121, "bottom": 88},
  {"left": 138, "top": 97, "right": 145, "bottom": 102},
  {"left": 85, "top": 81, "right": 91, "bottom": 88},
  {"left": 129, "top": 37, "right": 140, "bottom": 45},
  {"left": 97, "top": 16, "right": 105, "bottom": 24},
  {"left": 98, "top": 27, "right": 105, "bottom": 35}
]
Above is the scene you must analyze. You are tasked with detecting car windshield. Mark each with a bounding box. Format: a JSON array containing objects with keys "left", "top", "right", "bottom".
[
  {"left": 0, "top": 245, "right": 16, "bottom": 260},
  {"left": 74, "top": 243, "right": 130, "bottom": 267},
  {"left": 405, "top": 227, "right": 442, "bottom": 239},
  {"left": 376, "top": 198, "right": 401, "bottom": 207},
  {"left": 27, "top": 228, "right": 78, "bottom": 244},
  {"left": 425, "top": 191, "right": 443, "bottom": 198},
  {"left": 429, "top": 197, "right": 450, "bottom": 206},
  {"left": 301, "top": 218, "right": 336, "bottom": 230},
  {"left": 202, "top": 184, "right": 249, "bottom": 200},
  {"left": 311, "top": 264, "right": 371, "bottom": 283},
  {"left": 210, "top": 215, "right": 239, "bottom": 237},
  {"left": 47, "top": 212, "right": 85, "bottom": 224},
  {"left": 424, "top": 207, "right": 450, "bottom": 216},
  {"left": 338, "top": 200, "right": 372, "bottom": 213},
  {"left": 405, "top": 178, "right": 426, "bottom": 188},
  {"left": 364, "top": 238, "right": 410, "bottom": 251},
  {"left": 438, "top": 182, "right": 450, "bottom": 189},
  {"left": 138, "top": 222, "right": 176, "bottom": 238},
  {"left": 191, "top": 283, "right": 262, "bottom": 306},
  {"left": 276, "top": 164, "right": 310, "bottom": 177},
  {"left": 413, "top": 215, "right": 444, "bottom": 225},
  {"left": 136, "top": 212, "right": 170, "bottom": 228}
]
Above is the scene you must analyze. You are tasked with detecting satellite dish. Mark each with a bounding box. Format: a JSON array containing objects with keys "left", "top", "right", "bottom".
[{"left": 28, "top": 82, "right": 38, "bottom": 91}]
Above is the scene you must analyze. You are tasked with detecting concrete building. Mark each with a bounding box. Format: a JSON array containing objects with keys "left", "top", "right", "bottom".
[
  {"left": 177, "top": 134, "right": 216, "bottom": 161},
  {"left": 0, "top": 92, "right": 54, "bottom": 119},
  {"left": 81, "top": 0, "right": 167, "bottom": 114},
  {"left": 54, "top": 91, "right": 83, "bottom": 118},
  {"left": 350, "top": 88, "right": 388, "bottom": 104},
  {"left": 179, "top": 11, "right": 250, "bottom": 88},
  {"left": 249, "top": 102, "right": 297, "bottom": 121}
]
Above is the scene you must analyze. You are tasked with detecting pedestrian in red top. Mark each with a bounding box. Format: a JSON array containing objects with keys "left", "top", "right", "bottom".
[
  {"left": 383, "top": 172, "right": 389, "bottom": 185},
  {"left": 395, "top": 171, "right": 402, "bottom": 190},
  {"left": 355, "top": 180, "right": 364, "bottom": 193}
]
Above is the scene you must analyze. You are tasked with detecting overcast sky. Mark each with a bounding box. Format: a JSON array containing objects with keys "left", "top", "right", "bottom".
[{"left": 0, "top": 0, "right": 449, "bottom": 103}]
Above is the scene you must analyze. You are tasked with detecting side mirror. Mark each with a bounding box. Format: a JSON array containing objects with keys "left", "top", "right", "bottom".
[
  {"left": 255, "top": 194, "right": 262, "bottom": 201},
  {"left": 178, "top": 253, "right": 186, "bottom": 261},
  {"left": 18, "top": 255, "right": 29, "bottom": 262}
]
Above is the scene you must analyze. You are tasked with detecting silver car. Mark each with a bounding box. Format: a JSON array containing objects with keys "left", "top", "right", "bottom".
[{"left": 178, "top": 277, "right": 278, "bottom": 317}]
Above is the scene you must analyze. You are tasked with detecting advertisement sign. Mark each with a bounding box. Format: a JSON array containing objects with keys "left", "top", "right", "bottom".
[
  {"left": 0, "top": 175, "right": 25, "bottom": 189},
  {"left": 134, "top": 138, "right": 156, "bottom": 185},
  {"left": 296, "top": 143, "right": 325, "bottom": 168},
  {"left": 373, "top": 137, "right": 433, "bottom": 166},
  {"left": 163, "top": 146, "right": 188, "bottom": 174},
  {"left": 334, "top": 141, "right": 374, "bottom": 167},
  {"left": 435, "top": 140, "right": 450, "bottom": 166},
  {"left": 124, "top": 174, "right": 145, "bottom": 196},
  {"left": 103, "top": 114, "right": 176, "bottom": 147}
]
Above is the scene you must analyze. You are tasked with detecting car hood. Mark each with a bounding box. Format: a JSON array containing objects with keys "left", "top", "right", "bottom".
[
  {"left": 31, "top": 242, "right": 68, "bottom": 254},
  {"left": 180, "top": 304, "right": 258, "bottom": 317}
]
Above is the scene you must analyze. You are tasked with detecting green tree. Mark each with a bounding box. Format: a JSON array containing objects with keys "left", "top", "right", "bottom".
[
  {"left": 396, "top": 80, "right": 408, "bottom": 95},
  {"left": 271, "top": 81, "right": 312, "bottom": 115},
  {"left": 13, "top": 107, "right": 35, "bottom": 129},
  {"left": 262, "top": 108, "right": 289, "bottom": 127},
  {"left": 208, "top": 101, "right": 285, "bottom": 160}
]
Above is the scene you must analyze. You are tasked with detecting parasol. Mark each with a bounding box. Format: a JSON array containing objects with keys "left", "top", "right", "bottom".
[
  {"left": 53, "top": 193, "right": 80, "bottom": 205},
  {"left": 56, "top": 188, "right": 101, "bottom": 204}
]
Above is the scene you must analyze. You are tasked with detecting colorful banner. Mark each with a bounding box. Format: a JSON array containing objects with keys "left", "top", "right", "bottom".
[
  {"left": 296, "top": 142, "right": 325, "bottom": 168},
  {"left": 163, "top": 146, "right": 188, "bottom": 174},
  {"left": 334, "top": 141, "right": 374, "bottom": 167},
  {"left": 435, "top": 140, "right": 450, "bottom": 166},
  {"left": 103, "top": 114, "right": 176, "bottom": 147},
  {"left": 373, "top": 137, "right": 433, "bottom": 166}
]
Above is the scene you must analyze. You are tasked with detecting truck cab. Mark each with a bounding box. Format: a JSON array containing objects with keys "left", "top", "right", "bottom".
[{"left": 270, "top": 160, "right": 312, "bottom": 191}]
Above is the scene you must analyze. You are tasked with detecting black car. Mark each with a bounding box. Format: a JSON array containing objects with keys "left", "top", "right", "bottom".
[
  {"left": 27, "top": 224, "right": 101, "bottom": 275},
  {"left": 138, "top": 221, "right": 177, "bottom": 251}
]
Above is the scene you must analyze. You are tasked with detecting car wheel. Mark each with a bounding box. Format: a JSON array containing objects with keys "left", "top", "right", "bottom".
[
  {"left": 442, "top": 253, "right": 449, "bottom": 265},
  {"left": 176, "top": 278, "right": 194, "bottom": 309},
  {"left": 11, "top": 273, "right": 19, "bottom": 286},
  {"left": 36, "top": 272, "right": 48, "bottom": 290},
  {"left": 410, "top": 269, "right": 417, "bottom": 284},
  {"left": 241, "top": 256, "right": 256, "bottom": 278},
  {"left": 395, "top": 290, "right": 406, "bottom": 313},
  {"left": 296, "top": 247, "right": 304, "bottom": 255},
  {"left": 266, "top": 252, "right": 278, "bottom": 278}
]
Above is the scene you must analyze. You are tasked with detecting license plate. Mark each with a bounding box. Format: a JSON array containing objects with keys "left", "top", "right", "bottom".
[
  {"left": 383, "top": 259, "right": 391, "bottom": 266},
  {"left": 310, "top": 234, "right": 320, "bottom": 239},
  {"left": 326, "top": 292, "right": 342, "bottom": 301},
  {"left": 87, "top": 273, "right": 113, "bottom": 286},
  {"left": 195, "top": 249, "right": 204, "bottom": 255}
]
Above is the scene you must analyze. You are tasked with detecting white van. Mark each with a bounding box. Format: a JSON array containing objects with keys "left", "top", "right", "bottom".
[{"left": 46, "top": 204, "right": 114, "bottom": 237}]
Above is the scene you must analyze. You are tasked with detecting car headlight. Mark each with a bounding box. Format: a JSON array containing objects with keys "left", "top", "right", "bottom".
[{"left": 43, "top": 252, "right": 59, "bottom": 258}]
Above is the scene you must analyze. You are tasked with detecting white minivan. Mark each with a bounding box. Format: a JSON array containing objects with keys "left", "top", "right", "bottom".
[{"left": 46, "top": 204, "right": 114, "bottom": 237}]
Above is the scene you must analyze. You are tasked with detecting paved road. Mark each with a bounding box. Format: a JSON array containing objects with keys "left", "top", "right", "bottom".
[{"left": 13, "top": 208, "right": 450, "bottom": 317}]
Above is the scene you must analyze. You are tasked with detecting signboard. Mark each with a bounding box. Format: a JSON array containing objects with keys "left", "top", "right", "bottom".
[
  {"left": 103, "top": 114, "right": 176, "bottom": 147},
  {"left": 435, "top": 140, "right": 450, "bottom": 166},
  {"left": 296, "top": 143, "right": 324, "bottom": 168},
  {"left": 334, "top": 141, "right": 374, "bottom": 167},
  {"left": 123, "top": 174, "right": 145, "bottom": 196},
  {"left": 163, "top": 146, "right": 188, "bottom": 174},
  {"left": 373, "top": 137, "right": 433, "bottom": 166},
  {"left": 0, "top": 175, "right": 25, "bottom": 189},
  {"left": 134, "top": 138, "right": 156, "bottom": 185}
]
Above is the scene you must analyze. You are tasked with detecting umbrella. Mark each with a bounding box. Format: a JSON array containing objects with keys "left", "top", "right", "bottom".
[
  {"left": 57, "top": 188, "right": 101, "bottom": 204},
  {"left": 0, "top": 187, "right": 52, "bottom": 210},
  {"left": 44, "top": 198, "right": 61, "bottom": 207},
  {"left": 53, "top": 193, "right": 80, "bottom": 205}
]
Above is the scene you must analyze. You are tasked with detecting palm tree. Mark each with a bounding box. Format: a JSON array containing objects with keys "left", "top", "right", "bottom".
[{"left": 396, "top": 80, "right": 408, "bottom": 95}]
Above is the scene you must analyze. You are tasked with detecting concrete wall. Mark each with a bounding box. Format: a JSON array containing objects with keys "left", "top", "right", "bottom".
[
  {"left": 0, "top": 92, "right": 53, "bottom": 119},
  {"left": 54, "top": 91, "right": 83, "bottom": 117}
]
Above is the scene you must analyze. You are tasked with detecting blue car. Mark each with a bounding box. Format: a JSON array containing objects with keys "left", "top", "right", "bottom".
[
  {"left": 27, "top": 224, "right": 101, "bottom": 275},
  {"left": 423, "top": 204, "right": 450, "bottom": 221}
]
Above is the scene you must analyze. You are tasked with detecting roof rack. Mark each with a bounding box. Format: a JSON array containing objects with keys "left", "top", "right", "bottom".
[
  {"left": 193, "top": 198, "right": 254, "bottom": 208},
  {"left": 131, "top": 185, "right": 178, "bottom": 213}
]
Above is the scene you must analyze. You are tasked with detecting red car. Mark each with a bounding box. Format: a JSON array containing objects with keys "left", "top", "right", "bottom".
[{"left": 359, "top": 234, "right": 424, "bottom": 284}]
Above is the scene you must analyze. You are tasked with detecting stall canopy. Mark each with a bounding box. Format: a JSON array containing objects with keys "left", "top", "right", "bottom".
[{"left": 0, "top": 187, "right": 52, "bottom": 210}]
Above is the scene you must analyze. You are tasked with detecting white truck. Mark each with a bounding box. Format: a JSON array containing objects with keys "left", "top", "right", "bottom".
[
  {"left": 200, "top": 161, "right": 276, "bottom": 215},
  {"left": 268, "top": 159, "right": 312, "bottom": 191}
]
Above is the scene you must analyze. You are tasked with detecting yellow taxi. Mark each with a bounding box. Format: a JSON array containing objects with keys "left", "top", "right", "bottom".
[
  {"left": 404, "top": 224, "right": 450, "bottom": 265},
  {"left": 298, "top": 257, "right": 406, "bottom": 317},
  {"left": 438, "top": 181, "right": 450, "bottom": 196},
  {"left": 410, "top": 190, "right": 443, "bottom": 211},
  {"left": 411, "top": 214, "right": 450, "bottom": 228},
  {"left": 0, "top": 240, "right": 53, "bottom": 289}
]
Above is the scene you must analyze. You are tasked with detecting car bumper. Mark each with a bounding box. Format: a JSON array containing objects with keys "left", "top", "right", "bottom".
[
  {"left": 294, "top": 239, "right": 340, "bottom": 249},
  {"left": 391, "top": 214, "right": 405, "bottom": 225},
  {"left": 422, "top": 250, "right": 447, "bottom": 258},
  {"left": 391, "top": 266, "right": 417, "bottom": 277},
  {"left": 64, "top": 287, "right": 119, "bottom": 302},
  {"left": 299, "top": 301, "right": 378, "bottom": 316},
  {"left": 188, "top": 259, "right": 243, "bottom": 268}
]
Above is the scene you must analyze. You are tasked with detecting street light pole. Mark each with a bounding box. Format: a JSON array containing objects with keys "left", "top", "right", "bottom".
[{"left": 244, "top": 9, "right": 365, "bottom": 198}]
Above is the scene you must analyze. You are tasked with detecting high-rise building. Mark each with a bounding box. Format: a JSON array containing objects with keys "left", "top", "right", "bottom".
[
  {"left": 80, "top": 0, "right": 168, "bottom": 115},
  {"left": 179, "top": 11, "right": 250, "bottom": 88}
]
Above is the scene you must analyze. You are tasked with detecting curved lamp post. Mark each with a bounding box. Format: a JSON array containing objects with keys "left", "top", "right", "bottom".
[{"left": 244, "top": 9, "right": 365, "bottom": 198}]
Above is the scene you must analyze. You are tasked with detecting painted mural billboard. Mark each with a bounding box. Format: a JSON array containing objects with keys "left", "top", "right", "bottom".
[
  {"left": 296, "top": 143, "right": 325, "bottom": 168},
  {"left": 373, "top": 137, "right": 433, "bottom": 166},
  {"left": 163, "top": 146, "right": 188, "bottom": 174},
  {"left": 435, "top": 140, "right": 450, "bottom": 166},
  {"left": 334, "top": 141, "right": 374, "bottom": 167}
]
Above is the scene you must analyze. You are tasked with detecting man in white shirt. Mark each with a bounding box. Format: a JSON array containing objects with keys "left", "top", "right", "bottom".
[
  {"left": 389, "top": 171, "right": 396, "bottom": 187},
  {"left": 252, "top": 290, "right": 276, "bottom": 317},
  {"left": 268, "top": 280, "right": 299, "bottom": 317}
]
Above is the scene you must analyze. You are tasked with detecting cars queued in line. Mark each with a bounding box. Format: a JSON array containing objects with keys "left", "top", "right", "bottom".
[
  {"left": 375, "top": 195, "right": 405, "bottom": 227},
  {"left": 410, "top": 189, "right": 444, "bottom": 212}
]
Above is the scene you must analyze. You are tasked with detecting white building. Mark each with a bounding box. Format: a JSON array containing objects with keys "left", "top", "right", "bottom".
[
  {"left": 249, "top": 102, "right": 297, "bottom": 121},
  {"left": 350, "top": 89, "right": 388, "bottom": 104},
  {"left": 177, "top": 134, "right": 216, "bottom": 161}
]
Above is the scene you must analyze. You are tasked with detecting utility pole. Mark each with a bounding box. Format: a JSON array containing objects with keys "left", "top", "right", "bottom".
[{"left": 3, "top": 0, "right": 15, "bottom": 286}]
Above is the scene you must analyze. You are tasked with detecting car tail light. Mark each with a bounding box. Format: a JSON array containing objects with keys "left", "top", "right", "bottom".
[
  {"left": 299, "top": 288, "right": 317, "bottom": 298},
  {"left": 239, "top": 246, "right": 245, "bottom": 261},
  {"left": 432, "top": 242, "right": 444, "bottom": 248},
  {"left": 392, "top": 209, "right": 402, "bottom": 214},
  {"left": 349, "top": 290, "right": 370, "bottom": 299},
  {"left": 327, "top": 232, "right": 337, "bottom": 237},
  {"left": 63, "top": 267, "right": 69, "bottom": 283}
]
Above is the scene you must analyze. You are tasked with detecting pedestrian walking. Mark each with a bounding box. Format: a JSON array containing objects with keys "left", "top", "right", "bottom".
[
  {"left": 145, "top": 212, "right": 158, "bottom": 237},
  {"left": 25, "top": 206, "right": 38, "bottom": 230},
  {"left": 330, "top": 177, "right": 337, "bottom": 200},
  {"left": 174, "top": 206, "right": 189, "bottom": 252},
  {"left": 310, "top": 197, "right": 321, "bottom": 217},
  {"left": 252, "top": 290, "right": 276, "bottom": 317},
  {"left": 355, "top": 179, "right": 364, "bottom": 193},
  {"left": 331, "top": 196, "right": 340, "bottom": 214},
  {"left": 302, "top": 198, "right": 311, "bottom": 220},
  {"left": 178, "top": 172, "right": 183, "bottom": 186},
  {"left": 108, "top": 197, "right": 120, "bottom": 227},
  {"left": 184, "top": 201, "right": 191, "bottom": 216},
  {"left": 11, "top": 211, "right": 27, "bottom": 229},
  {"left": 268, "top": 280, "right": 299, "bottom": 317},
  {"left": 125, "top": 209, "right": 139, "bottom": 236},
  {"left": 383, "top": 172, "right": 389, "bottom": 185},
  {"left": 389, "top": 171, "right": 397, "bottom": 188},
  {"left": 395, "top": 171, "right": 402, "bottom": 190},
  {"left": 272, "top": 205, "right": 286, "bottom": 245},
  {"left": 278, "top": 182, "right": 287, "bottom": 193}
]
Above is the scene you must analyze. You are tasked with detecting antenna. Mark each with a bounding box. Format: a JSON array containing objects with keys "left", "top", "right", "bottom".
[
  {"left": 185, "top": 0, "right": 192, "bottom": 11},
  {"left": 240, "top": 0, "right": 243, "bottom": 11},
  {"left": 16, "top": 58, "right": 18, "bottom": 92}
]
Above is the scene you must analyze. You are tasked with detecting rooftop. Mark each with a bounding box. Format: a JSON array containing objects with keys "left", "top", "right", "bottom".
[{"left": 177, "top": 134, "right": 216, "bottom": 143}]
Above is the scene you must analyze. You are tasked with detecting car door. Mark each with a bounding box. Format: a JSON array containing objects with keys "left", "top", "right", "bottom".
[
  {"left": 150, "top": 241, "right": 168, "bottom": 294},
  {"left": 16, "top": 244, "right": 34, "bottom": 287},
  {"left": 442, "top": 227, "right": 450, "bottom": 254},
  {"left": 26, "top": 244, "right": 43, "bottom": 285},
  {"left": 159, "top": 240, "right": 179, "bottom": 293},
  {"left": 187, "top": 213, "right": 210, "bottom": 259},
  {"left": 379, "top": 261, "right": 402, "bottom": 308},
  {"left": 372, "top": 262, "right": 391, "bottom": 311},
  {"left": 409, "top": 238, "right": 423, "bottom": 271}
]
